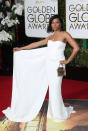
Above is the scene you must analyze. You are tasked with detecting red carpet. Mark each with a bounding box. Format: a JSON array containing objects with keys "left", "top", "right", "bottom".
[{"left": 0, "top": 76, "right": 88, "bottom": 116}]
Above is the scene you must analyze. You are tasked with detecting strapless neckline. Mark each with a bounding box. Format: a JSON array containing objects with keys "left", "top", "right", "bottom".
[{"left": 48, "top": 40, "right": 66, "bottom": 45}]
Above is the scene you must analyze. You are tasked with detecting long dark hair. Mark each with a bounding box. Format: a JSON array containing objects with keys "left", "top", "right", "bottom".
[{"left": 47, "top": 14, "right": 64, "bottom": 33}]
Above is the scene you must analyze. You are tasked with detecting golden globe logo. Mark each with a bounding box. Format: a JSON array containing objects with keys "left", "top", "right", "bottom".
[
  {"left": 27, "top": 6, "right": 55, "bottom": 30},
  {"left": 69, "top": 4, "right": 88, "bottom": 30},
  {"left": 25, "top": 0, "right": 58, "bottom": 37}
]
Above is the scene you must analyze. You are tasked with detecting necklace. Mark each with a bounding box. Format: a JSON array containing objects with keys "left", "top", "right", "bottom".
[
  {"left": 52, "top": 31, "right": 62, "bottom": 41},
  {"left": 52, "top": 34, "right": 57, "bottom": 41}
]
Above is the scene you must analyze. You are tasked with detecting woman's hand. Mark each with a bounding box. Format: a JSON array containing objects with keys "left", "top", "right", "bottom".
[
  {"left": 60, "top": 60, "right": 69, "bottom": 65},
  {"left": 13, "top": 47, "right": 22, "bottom": 52}
]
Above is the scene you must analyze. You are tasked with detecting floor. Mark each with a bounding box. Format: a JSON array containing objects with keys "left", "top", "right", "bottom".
[{"left": 0, "top": 99, "right": 88, "bottom": 131}]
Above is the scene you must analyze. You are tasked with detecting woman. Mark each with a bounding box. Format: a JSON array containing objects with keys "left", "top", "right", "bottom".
[{"left": 2, "top": 15, "right": 79, "bottom": 122}]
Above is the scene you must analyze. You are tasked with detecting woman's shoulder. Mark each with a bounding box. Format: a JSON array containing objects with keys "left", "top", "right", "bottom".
[
  {"left": 46, "top": 35, "right": 53, "bottom": 40},
  {"left": 60, "top": 31, "right": 73, "bottom": 40},
  {"left": 61, "top": 31, "right": 71, "bottom": 36},
  {"left": 60, "top": 31, "right": 68, "bottom": 34}
]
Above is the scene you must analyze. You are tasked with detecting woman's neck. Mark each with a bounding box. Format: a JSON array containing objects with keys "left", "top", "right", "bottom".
[{"left": 53, "top": 30, "right": 61, "bottom": 35}]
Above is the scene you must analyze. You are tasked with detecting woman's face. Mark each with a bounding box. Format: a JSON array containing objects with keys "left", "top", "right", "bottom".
[{"left": 51, "top": 18, "right": 61, "bottom": 31}]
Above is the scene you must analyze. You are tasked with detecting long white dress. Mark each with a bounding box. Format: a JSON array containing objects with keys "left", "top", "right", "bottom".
[{"left": 2, "top": 40, "right": 75, "bottom": 122}]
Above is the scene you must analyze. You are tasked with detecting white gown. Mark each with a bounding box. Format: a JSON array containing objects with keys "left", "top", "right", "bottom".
[{"left": 2, "top": 40, "right": 75, "bottom": 122}]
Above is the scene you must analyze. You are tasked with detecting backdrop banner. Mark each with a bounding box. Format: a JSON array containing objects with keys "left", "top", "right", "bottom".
[
  {"left": 66, "top": 0, "right": 88, "bottom": 39},
  {"left": 24, "top": 0, "right": 58, "bottom": 38}
]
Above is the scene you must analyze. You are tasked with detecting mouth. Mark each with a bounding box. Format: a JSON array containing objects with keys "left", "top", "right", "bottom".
[{"left": 53, "top": 27, "right": 60, "bottom": 30}]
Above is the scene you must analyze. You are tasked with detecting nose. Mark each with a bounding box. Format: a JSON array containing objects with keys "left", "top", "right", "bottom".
[{"left": 53, "top": 23, "right": 57, "bottom": 26}]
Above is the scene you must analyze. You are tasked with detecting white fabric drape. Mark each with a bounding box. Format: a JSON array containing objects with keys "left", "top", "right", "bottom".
[{"left": 2, "top": 40, "right": 75, "bottom": 122}]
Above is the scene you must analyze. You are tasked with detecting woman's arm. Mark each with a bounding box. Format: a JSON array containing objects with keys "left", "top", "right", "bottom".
[
  {"left": 13, "top": 36, "right": 50, "bottom": 51},
  {"left": 60, "top": 31, "right": 80, "bottom": 64}
]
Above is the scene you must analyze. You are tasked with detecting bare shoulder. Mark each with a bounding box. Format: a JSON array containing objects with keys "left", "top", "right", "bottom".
[
  {"left": 62, "top": 31, "right": 80, "bottom": 49},
  {"left": 45, "top": 35, "right": 53, "bottom": 41},
  {"left": 63, "top": 31, "right": 73, "bottom": 38},
  {"left": 48, "top": 35, "right": 53, "bottom": 39},
  {"left": 40, "top": 35, "right": 53, "bottom": 45}
]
